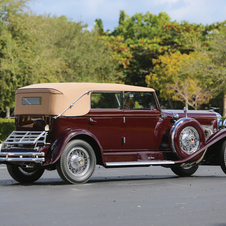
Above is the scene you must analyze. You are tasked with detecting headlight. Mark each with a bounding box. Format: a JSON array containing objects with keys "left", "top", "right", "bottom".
[
  {"left": 216, "top": 113, "right": 223, "bottom": 129},
  {"left": 223, "top": 119, "right": 226, "bottom": 128}
]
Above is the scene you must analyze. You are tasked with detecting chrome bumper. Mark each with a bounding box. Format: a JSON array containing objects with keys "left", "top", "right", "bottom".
[
  {"left": 0, "top": 152, "right": 45, "bottom": 163},
  {"left": 0, "top": 130, "right": 47, "bottom": 164}
]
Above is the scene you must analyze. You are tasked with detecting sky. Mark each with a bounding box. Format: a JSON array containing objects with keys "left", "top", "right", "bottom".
[{"left": 28, "top": 0, "right": 226, "bottom": 31}]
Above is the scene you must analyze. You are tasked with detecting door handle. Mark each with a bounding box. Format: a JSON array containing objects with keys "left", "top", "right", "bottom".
[{"left": 89, "top": 118, "right": 97, "bottom": 124}]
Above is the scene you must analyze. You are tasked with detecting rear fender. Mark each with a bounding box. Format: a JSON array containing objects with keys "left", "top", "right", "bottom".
[{"left": 43, "top": 128, "right": 103, "bottom": 165}]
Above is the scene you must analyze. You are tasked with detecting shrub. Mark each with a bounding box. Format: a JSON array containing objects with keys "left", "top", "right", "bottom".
[{"left": 0, "top": 118, "right": 15, "bottom": 143}]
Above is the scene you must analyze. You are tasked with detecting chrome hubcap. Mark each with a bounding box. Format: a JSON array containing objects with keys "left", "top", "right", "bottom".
[
  {"left": 67, "top": 147, "right": 90, "bottom": 176},
  {"left": 179, "top": 126, "right": 200, "bottom": 154}
]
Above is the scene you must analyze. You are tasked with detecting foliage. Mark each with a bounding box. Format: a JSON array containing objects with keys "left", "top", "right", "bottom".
[
  {"left": 146, "top": 51, "right": 212, "bottom": 109},
  {"left": 94, "top": 19, "right": 104, "bottom": 35},
  {"left": 0, "top": 118, "right": 14, "bottom": 142},
  {"left": 0, "top": 0, "right": 122, "bottom": 113},
  {"left": 179, "top": 27, "right": 226, "bottom": 114},
  {"left": 1, "top": 2, "right": 226, "bottom": 114},
  {"left": 0, "top": 0, "right": 61, "bottom": 112},
  {"left": 102, "top": 11, "right": 222, "bottom": 87},
  {"left": 182, "top": 28, "right": 226, "bottom": 95},
  {"left": 51, "top": 17, "right": 123, "bottom": 83}
]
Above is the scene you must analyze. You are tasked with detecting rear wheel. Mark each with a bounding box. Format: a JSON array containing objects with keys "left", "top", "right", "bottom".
[
  {"left": 171, "top": 165, "right": 198, "bottom": 177},
  {"left": 7, "top": 165, "right": 44, "bottom": 183},
  {"left": 56, "top": 140, "right": 96, "bottom": 184},
  {"left": 220, "top": 140, "right": 226, "bottom": 174}
]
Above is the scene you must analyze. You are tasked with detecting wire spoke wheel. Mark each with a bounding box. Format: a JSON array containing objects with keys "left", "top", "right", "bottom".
[
  {"left": 179, "top": 126, "right": 200, "bottom": 155},
  {"left": 67, "top": 147, "right": 90, "bottom": 176},
  {"left": 57, "top": 140, "right": 96, "bottom": 184}
]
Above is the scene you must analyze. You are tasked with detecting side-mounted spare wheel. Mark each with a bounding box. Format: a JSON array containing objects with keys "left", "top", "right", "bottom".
[
  {"left": 56, "top": 139, "right": 96, "bottom": 184},
  {"left": 170, "top": 118, "right": 205, "bottom": 160},
  {"left": 7, "top": 165, "right": 45, "bottom": 183}
]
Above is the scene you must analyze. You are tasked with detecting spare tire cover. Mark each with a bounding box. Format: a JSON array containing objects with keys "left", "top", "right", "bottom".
[{"left": 170, "top": 118, "right": 205, "bottom": 160}]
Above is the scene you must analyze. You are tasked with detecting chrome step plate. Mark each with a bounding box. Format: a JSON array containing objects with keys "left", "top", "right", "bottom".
[{"left": 105, "top": 161, "right": 175, "bottom": 167}]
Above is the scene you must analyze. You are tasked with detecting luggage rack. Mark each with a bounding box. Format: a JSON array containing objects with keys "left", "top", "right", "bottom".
[{"left": 3, "top": 131, "right": 47, "bottom": 148}]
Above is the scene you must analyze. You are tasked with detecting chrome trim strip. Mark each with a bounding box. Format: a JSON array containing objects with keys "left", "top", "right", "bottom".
[
  {"left": 106, "top": 161, "right": 175, "bottom": 167},
  {"left": 53, "top": 89, "right": 92, "bottom": 119}
]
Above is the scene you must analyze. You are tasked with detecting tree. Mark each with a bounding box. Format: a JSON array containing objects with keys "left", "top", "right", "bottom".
[
  {"left": 0, "top": 1, "right": 61, "bottom": 115},
  {"left": 94, "top": 19, "right": 104, "bottom": 35},
  {"left": 0, "top": 1, "right": 122, "bottom": 116},
  {"left": 102, "top": 11, "right": 221, "bottom": 87},
  {"left": 50, "top": 16, "right": 123, "bottom": 83},
  {"left": 180, "top": 27, "right": 226, "bottom": 114},
  {"left": 146, "top": 51, "right": 212, "bottom": 109},
  {"left": 108, "top": 11, "right": 171, "bottom": 86}
]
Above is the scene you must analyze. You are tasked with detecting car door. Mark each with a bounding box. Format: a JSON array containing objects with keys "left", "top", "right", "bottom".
[
  {"left": 123, "top": 91, "right": 161, "bottom": 151},
  {"left": 88, "top": 91, "right": 124, "bottom": 151}
]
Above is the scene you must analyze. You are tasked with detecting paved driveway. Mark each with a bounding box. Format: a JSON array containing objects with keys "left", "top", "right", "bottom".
[{"left": 0, "top": 165, "right": 226, "bottom": 226}]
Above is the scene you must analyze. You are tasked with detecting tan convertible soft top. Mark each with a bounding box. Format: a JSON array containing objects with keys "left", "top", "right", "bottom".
[{"left": 15, "top": 83, "right": 155, "bottom": 116}]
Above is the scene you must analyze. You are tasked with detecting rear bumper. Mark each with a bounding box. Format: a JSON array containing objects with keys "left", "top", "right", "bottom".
[
  {"left": 0, "top": 145, "right": 49, "bottom": 164},
  {"left": 0, "top": 152, "right": 45, "bottom": 163}
]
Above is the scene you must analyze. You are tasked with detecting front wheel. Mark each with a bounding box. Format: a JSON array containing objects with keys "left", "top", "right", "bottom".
[
  {"left": 7, "top": 165, "right": 45, "bottom": 183},
  {"left": 219, "top": 140, "right": 226, "bottom": 174},
  {"left": 56, "top": 140, "right": 96, "bottom": 184},
  {"left": 171, "top": 165, "right": 198, "bottom": 177}
]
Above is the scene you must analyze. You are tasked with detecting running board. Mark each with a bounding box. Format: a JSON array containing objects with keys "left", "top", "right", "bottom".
[{"left": 105, "top": 161, "right": 175, "bottom": 167}]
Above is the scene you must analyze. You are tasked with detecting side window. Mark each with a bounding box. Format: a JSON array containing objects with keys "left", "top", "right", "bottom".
[
  {"left": 91, "top": 92, "right": 122, "bottom": 109},
  {"left": 124, "top": 92, "right": 157, "bottom": 110}
]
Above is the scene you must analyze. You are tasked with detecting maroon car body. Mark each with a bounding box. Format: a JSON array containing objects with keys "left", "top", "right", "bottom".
[{"left": 1, "top": 83, "right": 226, "bottom": 184}]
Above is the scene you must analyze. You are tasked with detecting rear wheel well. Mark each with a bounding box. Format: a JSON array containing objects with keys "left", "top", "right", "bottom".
[{"left": 69, "top": 135, "right": 103, "bottom": 166}]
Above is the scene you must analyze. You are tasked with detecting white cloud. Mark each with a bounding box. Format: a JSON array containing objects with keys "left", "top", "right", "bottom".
[
  {"left": 166, "top": 0, "right": 226, "bottom": 24},
  {"left": 153, "top": 0, "right": 180, "bottom": 5},
  {"left": 29, "top": 0, "right": 226, "bottom": 30}
]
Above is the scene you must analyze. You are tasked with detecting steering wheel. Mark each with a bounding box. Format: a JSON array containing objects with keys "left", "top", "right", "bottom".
[{"left": 124, "top": 104, "right": 130, "bottom": 110}]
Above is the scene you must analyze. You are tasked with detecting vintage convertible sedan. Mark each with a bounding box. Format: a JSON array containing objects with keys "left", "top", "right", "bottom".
[{"left": 1, "top": 83, "right": 226, "bottom": 184}]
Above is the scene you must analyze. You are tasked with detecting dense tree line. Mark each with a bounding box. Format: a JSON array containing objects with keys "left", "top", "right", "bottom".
[
  {"left": 0, "top": 0, "right": 122, "bottom": 116},
  {"left": 1, "top": 0, "right": 226, "bottom": 116},
  {"left": 97, "top": 11, "right": 226, "bottom": 114}
]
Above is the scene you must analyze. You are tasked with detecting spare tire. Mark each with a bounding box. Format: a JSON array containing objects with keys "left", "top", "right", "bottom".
[{"left": 170, "top": 118, "right": 205, "bottom": 160}]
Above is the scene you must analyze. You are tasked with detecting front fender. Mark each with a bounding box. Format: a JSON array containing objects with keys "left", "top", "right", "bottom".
[
  {"left": 175, "top": 128, "right": 226, "bottom": 164},
  {"left": 43, "top": 128, "right": 102, "bottom": 165}
]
